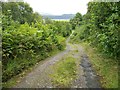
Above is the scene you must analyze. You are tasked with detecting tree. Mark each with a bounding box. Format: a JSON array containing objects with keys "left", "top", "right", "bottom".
[
  {"left": 70, "top": 12, "right": 82, "bottom": 29},
  {"left": 32, "top": 12, "right": 43, "bottom": 23},
  {"left": 78, "top": 1, "right": 120, "bottom": 59},
  {"left": 2, "top": 2, "right": 34, "bottom": 24}
]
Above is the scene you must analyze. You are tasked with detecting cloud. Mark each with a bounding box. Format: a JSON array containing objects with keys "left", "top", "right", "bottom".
[{"left": 24, "top": 0, "right": 90, "bottom": 15}]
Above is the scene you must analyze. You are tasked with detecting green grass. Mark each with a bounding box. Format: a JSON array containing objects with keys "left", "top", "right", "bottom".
[
  {"left": 81, "top": 42, "right": 118, "bottom": 88},
  {"left": 50, "top": 57, "right": 77, "bottom": 87}
]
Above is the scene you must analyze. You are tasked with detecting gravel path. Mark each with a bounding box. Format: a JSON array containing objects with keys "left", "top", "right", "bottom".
[{"left": 13, "top": 36, "right": 102, "bottom": 88}]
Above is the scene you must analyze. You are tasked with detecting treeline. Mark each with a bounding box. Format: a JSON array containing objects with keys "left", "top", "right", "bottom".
[
  {"left": 70, "top": 2, "right": 120, "bottom": 59},
  {"left": 2, "top": 2, "right": 72, "bottom": 83}
]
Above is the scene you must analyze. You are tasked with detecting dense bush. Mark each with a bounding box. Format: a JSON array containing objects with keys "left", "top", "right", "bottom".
[
  {"left": 70, "top": 12, "right": 82, "bottom": 29},
  {"left": 2, "top": 21, "right": 68, "bottom": 82},
  {"left": 2, "top": 2, "right": 72, "bottom": 82},
  {"left": 71, "top": 2, "right": 120, "bottom": 59}
]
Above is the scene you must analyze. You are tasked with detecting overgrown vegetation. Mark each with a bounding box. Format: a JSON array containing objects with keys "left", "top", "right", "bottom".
[
  {"left": 2, "top": 0, "right": 119, "bottom": 88},
  {"left": 71, "top": 2, "right": 120, "bottom": 60},
  {"left": 70, "top": 12, "right": 82, "bottom": 29},
  {"left": 70, "top": 1, "right": 119, "bottom": 88},
  {"left": 2, "top": 1, "right": 72, "bottom": 84},
  {"left": 51, "top": 57, "right": 77, "bottom": 87}
]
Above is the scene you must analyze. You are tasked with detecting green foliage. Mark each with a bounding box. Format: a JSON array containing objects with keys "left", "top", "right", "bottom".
[
  {"left": 52, "top": 21, "right": 72, "bottom": 37},
  {"left": 70, "top": 12, "right": 82, "bottom": 29},
  {"left": 72, "top": 2, "right": 120, "bottom": 59},
  {"left": 70, "top": 25, "right": 87, "bottom": 43},
  {"left": 2, "top": 1, "right": 73, "bottom": 83},
  {"left": 2, "top": 20, "right": 68, "bottom": 82},
  {"left": 2, "top": 1, "right": 72, "bottom": 82},
  {"left": 2, "top": 2, "right": 42, "bottom": 24},
  {"left": 70, "top": 2, "right": 119, "bottom": 88}
]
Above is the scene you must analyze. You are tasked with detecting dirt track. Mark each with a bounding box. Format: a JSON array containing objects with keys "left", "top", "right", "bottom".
[{"left": 14, "top": 36, "right": 101, "bottom": 88}]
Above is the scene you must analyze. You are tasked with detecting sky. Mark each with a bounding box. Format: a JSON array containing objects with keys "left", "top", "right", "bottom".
[{"left": 24, "top": 0, "right": 91, "bottom": 15}]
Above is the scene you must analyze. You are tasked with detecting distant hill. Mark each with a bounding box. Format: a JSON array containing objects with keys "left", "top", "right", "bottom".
[{"left": 42, "top": 14, "right": 75, "bottom": 19}]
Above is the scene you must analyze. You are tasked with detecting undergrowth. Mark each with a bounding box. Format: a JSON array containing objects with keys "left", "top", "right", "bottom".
[
  {"left": 50, "top": 56, "right": 77, "bottom": 87},
  {"left": 2, "top": 48, "right": 64, "bottom": 88}
]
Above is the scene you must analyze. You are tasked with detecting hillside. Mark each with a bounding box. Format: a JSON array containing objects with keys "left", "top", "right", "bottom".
[{"left": 42, "top": 14, "right": 75, "bottom": 19}]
